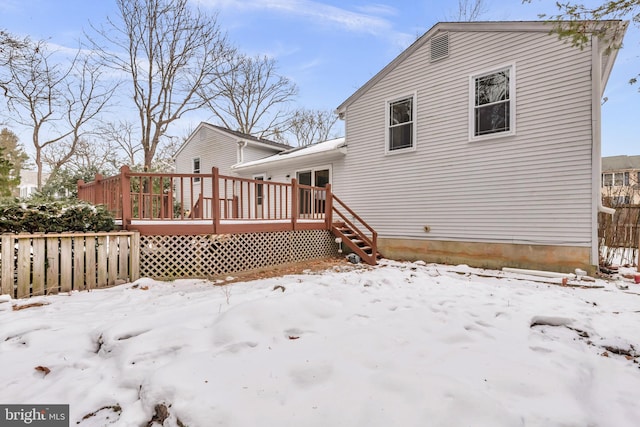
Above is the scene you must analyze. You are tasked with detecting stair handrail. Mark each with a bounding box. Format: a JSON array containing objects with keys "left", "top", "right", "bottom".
[
  {"left": 189, "top": 193, "right": 203, "bottom": 219},
  {"left": 331, "top": 194, "right": 377, "bottom": 258}
]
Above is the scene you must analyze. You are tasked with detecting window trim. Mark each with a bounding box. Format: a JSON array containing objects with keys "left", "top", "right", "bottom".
[
  {"left": 385, "top": 92, "right": 417, "bottom": 155},
  {"left": 469, "top": 63, "right": 516, "bottom": 141},
  {"left": 294, "top": 165, "right": 333, "bottom": 188},
  {"left": 192, "top": 157, "right": 201, "bottom": 184},
  {"left": 602, "top": 172, "right": 631, "bottom": 187},
  {"left": 253, "top": 173, "right": 266, "bottom": 206}
]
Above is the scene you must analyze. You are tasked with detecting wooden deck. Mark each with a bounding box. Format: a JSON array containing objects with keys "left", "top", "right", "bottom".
[{"left": 78, "top": 166, "right": 379, "bottom": 264}]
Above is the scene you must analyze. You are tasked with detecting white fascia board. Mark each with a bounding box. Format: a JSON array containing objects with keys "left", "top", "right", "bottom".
[{"left": 232, "top": 141, "right": 347, "bottom": 172}]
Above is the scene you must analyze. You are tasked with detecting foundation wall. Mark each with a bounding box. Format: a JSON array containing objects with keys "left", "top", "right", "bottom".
[{"left": 378, "top": 238, "right": 594, "bottom": 275}]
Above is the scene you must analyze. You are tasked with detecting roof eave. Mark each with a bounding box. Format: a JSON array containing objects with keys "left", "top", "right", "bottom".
[
  {"left": 232, "top": 146, "right": 347, "bottom": 173},
  {"left": 336, "top": 20, "right": 626, "bottom": 115}
]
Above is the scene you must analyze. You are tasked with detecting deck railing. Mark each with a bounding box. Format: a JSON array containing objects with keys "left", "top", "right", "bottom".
[{"left": 78, "top": 166, "right": 332, "bottom": 235}]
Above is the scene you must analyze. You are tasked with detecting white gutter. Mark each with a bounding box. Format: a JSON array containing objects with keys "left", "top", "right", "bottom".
[
  {"left": 591, "top": 38, "right": 616, "bottom": 217},
  {"left": 591, "top": 35, "right": 616, "bottom": 266},
  {"left": 237, "top": 141, "right": 248, "bottom": 164}
]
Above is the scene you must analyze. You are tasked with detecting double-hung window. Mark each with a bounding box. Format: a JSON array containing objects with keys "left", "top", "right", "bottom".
[
  {"left": 193, "top": 157, "right": 201, "bottom": 183},
  {"left": 471, "top": 65, "right": 514, "bottom": 139},
  {"left": 386, "top": 94, "right": 415, "bottom": 153}
]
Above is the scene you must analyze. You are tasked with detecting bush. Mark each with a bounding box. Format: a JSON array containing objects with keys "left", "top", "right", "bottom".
[{"left": 0, "top": 200, "right": 115, "bottom": 233}]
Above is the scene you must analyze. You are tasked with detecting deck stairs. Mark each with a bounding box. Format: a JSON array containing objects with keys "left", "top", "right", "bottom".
[
  {"left": 332, "top": 222, "right": 378, "bottom": 265},
  {"left": 330, "top": 194, "right": 378, "bottom": 266}
]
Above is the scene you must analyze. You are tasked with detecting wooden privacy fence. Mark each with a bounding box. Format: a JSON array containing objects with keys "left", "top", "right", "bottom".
[
  {"left": 598, "top": 207, "right": 640, "bottom": 248},
  {"left": 1, "top": 231, "right": 140, "bottom": 299},
  {"left": 598, "top": 206, "right": 640, "bottom": 265}
]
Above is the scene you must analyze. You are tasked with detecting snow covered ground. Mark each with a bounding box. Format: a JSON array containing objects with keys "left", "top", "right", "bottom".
[{"left": 1, "top": 259, "right": 639, "bottom": 427}]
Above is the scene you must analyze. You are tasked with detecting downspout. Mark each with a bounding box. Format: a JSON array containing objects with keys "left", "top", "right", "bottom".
[
  {"left": 591, "top": 36, "right": 616, "bottom": 266},
  {"left": 237, "top": 140, "right": 248, "bottom": 164}
]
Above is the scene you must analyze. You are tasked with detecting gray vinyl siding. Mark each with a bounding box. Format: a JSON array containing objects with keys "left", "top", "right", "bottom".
[
  {"left": 175, "top": 126, "right": 239, "bottom": 177},
  {"left": 339, "top": 30, "right": 594, "bottom": 247}
]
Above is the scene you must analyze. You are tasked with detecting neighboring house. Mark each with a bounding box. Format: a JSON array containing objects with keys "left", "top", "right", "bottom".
[
  {"left": 178, "top": 21, "right": 627, "bottom": 273},
  {"left": 173, "top": 123, "right": 291, "bottom": 208},
  {"left": 18, "top": 170, "right": 49, "bottom": 199},
  {"left": 601, "top": 155, "right": 640, "bottom": 205}
]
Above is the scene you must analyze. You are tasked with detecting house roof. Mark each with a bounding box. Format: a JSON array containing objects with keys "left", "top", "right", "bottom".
[
  {"left": 336, "top": 20, "right": 627, "bottom": 116},
  {"left": 602, "top": 155, "right": 640, "bottom": 171},
  {"left": 206, "top": 124, "right": 291, "bottom": 150},
  {"left": 173, "top": 122, "right": 291, "bottom": 158},
  {"left": 231, "top": 137, "right": 347, "bottom": 172}
]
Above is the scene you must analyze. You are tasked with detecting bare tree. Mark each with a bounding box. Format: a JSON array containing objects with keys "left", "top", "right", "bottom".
[
  {"left": 0, "top": 30, "right": 29, "bottom": 98},
  {"left": 97, "top": 120, "right": 143, "bottom": 166},
  {"left": 0, "top": 30, "right": 25, "bottom": 54},
  {"left": 0, "top": 40, "right": 114, "bottom": 188},
  {"left": 42, "top": 136, "right": 120, "bottom": 177},
  {"left": 151, "top": 135, "right": 181, "bottom": 172},
  {"left": 287, "top": 108, "right": 339, "bottom": 146},
  {"left": 523, "top": 0, "right": 634, "bottom": 88},
  {"left": 89, "top": 0, "right": 235, "bottom": 170},
  {"left": 447, "top": 0, "right": 488, "bottom": 21},
  {"left": 202, "top": 53, "right": 298, "bottom": 140}
]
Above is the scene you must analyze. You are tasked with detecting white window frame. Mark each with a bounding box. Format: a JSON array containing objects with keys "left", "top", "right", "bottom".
[
  {"left": 469, "top": 64, "right": 516, "bottom": 141},
  {"left": 192, "top": 157, "right": 201, "bottom": 183},
  {"left": 602, "top": 172, "right": 630, "bottom": 187},
  {"left": 253, "top": 173, "right": 266, "bottom": 206},
  {"left": 294, "top": 165, "right": 333, "bottom": 187},
  {"left": 385, "top": 92, "right": 417, "bottom": 155}
]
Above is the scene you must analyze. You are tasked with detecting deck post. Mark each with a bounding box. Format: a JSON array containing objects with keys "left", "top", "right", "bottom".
[
  {"left": 94, "top": 174, "right": 104, "bottom": 206},
  {"left": 324, "top": 183, "right": 333, "bottom": 230},
  {"left": 77, "top": 179, "right": 85, "bottom": 202},
  {"left": 212, "top": 167, "right": 220, "bottom": 234},
  {"left": 291, "top": 178, "right": 298, "bottom": 230},
  {"left": 120, "top": 165, "right": 131, "bottom": 230}
]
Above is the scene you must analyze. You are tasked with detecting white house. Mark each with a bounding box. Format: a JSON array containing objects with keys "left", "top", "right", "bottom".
[
  {"left": 176, "top": 21, "right": 627, "bottom": 273},
  {"left": 330, "top": 20, "right": 626, "bottom": 273},
  {"left": 173, "top": 122, "right": 291, "bottom": 208}
]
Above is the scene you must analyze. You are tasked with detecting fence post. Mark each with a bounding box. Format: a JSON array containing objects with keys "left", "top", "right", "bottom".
[
  {"left": 1, "top": 234, "right": 14, "bottom": 297},
  {"left": 212, "top": 167, "right": 220, "bottom": 234},
  {"left": 291, "top": 178, "right": 298, "bottom": 231},
  {"left": 324, "top": 183, "right": 333, "bottom": 230},
  {"left": 120, "top": 165, "right": 131, "bottom": 229},
  {"left": 130, "top": 231, "right": 140, "bottom": 281}
]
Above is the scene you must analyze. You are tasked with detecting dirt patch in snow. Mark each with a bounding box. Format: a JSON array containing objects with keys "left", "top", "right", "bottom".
[{"left": 215, "top": 256, "right": 364, "bottom": 284}]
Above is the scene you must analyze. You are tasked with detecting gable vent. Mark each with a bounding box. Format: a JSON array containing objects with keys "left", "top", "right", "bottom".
[{"left": 430, "top": 33, "right": 449, "bottom": 62}]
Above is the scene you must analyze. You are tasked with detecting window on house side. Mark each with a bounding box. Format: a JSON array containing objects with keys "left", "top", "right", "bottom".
[
  {"left": 472, "top": 67, "right": 512, "bottom": 137},
  {"left": 193, "top": 157, "right": 201, "bottom": 183},
  {"left": 387, "top": 96, "right": 414, "bottom": 152},
  {"left": 612, "top": 172, "right": 629, "bottom": 186},
  {"left": 603, "top": 172, "right": 632, "bottom": 187},
  {"left": 613, "top": 196, "right": 630, "bottom": 206}
]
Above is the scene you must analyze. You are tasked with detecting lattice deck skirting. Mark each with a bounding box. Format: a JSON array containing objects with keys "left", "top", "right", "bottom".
[{"left": 139, "top": 230, "right": 338, "bottom": 279}]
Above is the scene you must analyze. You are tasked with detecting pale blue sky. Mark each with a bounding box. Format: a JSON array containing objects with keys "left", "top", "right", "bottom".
[{"left": 1, "top": 0, "right": 638, "bottom": 156}]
